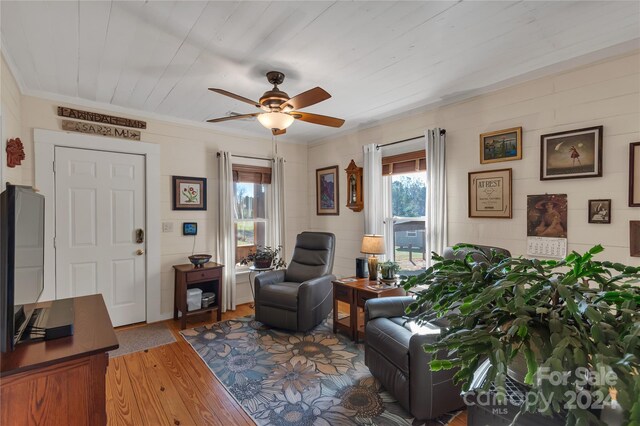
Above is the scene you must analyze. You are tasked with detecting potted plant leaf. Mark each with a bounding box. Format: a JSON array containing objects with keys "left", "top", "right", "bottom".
[
  {"left": 403, "top": 244, "right": 640, "bottom": 426},
  {"left": 379, "top": 260, "right": 401, "bottom": 281},
  {"left": 239, "top": 245, "right": 287, "bottom": 269}
]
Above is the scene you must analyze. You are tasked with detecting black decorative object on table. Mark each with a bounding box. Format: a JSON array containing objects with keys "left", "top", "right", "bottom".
[{"left": 188, "top": 254, "right": 211, "bottom": 268}]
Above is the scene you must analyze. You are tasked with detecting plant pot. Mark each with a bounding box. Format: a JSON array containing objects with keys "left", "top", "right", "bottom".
[{"left": 254, "top": 258, "right": 273, "bottom": 269}]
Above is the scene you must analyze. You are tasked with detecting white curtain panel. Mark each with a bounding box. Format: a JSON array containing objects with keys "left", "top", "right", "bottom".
[
  {"left": 425, "top": 128, "right": 447, "bottom": 266},
  {"left": 363, "top": 143, "right": 384, "bottom": 236},
  {"left": 217, "top": 151, "right": 236, "bottom": 312},
  {"left": 268, "top": 156, "right": 286, "bottom": 253}
]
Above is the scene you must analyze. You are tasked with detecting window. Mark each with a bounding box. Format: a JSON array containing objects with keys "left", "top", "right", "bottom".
[
  {"left": 385, "top": 171, "right": 426, "bottom": 274},
  {"left": 232, "top": 163, "right": 271, "bottom": 265}
]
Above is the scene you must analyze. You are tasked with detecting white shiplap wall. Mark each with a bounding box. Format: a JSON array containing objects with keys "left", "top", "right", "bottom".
[
  {"left": 1, "top": 54, "right": 23, "bottom": 187},
  {"left": 307, "top": 51, "right": 640, "bottom": 278},
  {"left": 2, "top": 53, "right": 310, "bottom": 315}
]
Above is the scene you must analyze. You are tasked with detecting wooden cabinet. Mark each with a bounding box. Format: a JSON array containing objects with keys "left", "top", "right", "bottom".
[
  {"left": 173, "top": 262, "right": 224, "bottom": 330},
  {"left": 0, "top": 295, "right": 118, "bottom": 426}
]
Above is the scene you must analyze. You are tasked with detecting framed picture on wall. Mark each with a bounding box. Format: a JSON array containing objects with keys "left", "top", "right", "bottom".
[
  {"left": 588, "top": 199, "right": 611, "bottom": 224},
  {"left": 479, "top": 127, "right": 522, "bottom": 164},
  {"left": 540, "top": 126, "right": 603, "bottom": 180},
  {"left": 630, "top": 142, "right": 640, "bottom": 207},
  {"left": 527, "top": 194, "right": 568, "bottom": 238},
  {"left": 316, "top": 165, "right": 339, "bottom": 215},
  {"left": 631, "top": 221, "right": 640, "bottom": 257},
  {"left": 468, "top": 168, "right": 512, "bottom": 218},
  {"left": 172, "top": 176, "right": 207, "bottom": 210}
]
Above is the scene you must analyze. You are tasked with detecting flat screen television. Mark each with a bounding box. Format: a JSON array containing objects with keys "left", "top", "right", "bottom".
[{"left": 0, "top": 184, "right": 45, "bottom": 352}]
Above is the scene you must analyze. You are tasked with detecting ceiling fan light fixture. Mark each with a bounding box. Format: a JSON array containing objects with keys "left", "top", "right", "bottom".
[{"left": 257, "top": 112, "right": 294, "bottom": 131}]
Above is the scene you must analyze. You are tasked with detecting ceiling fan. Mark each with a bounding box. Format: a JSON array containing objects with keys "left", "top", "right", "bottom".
[{"left": 206, "top": 71, "right": 345, "bottom": 135}]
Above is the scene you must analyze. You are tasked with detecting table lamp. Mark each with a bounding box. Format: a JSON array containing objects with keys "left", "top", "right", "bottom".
[{"left": 361, "top": 234, "right": 385, "bottom": 281}]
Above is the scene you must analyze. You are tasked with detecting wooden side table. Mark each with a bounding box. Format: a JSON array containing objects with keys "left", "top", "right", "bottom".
[
  {"left": 332, "top": 277, "right": 406, "bottom": 342},
  {"left": 173, "top": 262, "right": 224, "bottom": 330}
]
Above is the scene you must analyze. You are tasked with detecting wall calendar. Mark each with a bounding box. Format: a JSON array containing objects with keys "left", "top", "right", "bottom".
[{"left": 526, "top": 237, "right": 567, "bottom": 259}]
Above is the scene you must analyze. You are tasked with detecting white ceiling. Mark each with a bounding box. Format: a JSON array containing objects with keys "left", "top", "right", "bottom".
[{"left": 2, "top": 1, "right": 639, "bottom": 142}]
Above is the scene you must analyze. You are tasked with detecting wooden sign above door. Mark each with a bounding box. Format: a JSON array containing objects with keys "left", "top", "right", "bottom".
[
  {"left": 57, "top": 106, "right": 146, "bottom": 129},
  {"left": 61, "top": 120, "right": 141, "bottom": 141}
]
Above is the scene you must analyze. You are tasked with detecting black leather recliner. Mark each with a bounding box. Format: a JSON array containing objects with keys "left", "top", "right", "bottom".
[
  {"left": 364, "top": 244, "right": 511, "bottom": 420},
  {"left": 254, "top": 232, "right": 336, "bottom": 331}
]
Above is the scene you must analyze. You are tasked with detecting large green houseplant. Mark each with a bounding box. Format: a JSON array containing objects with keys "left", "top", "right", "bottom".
[{"left": 403, "top": 244, "right": 640, "bottom": 426}]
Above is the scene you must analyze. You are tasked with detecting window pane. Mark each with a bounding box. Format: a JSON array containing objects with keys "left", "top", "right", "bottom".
[
  {"left": 235, "top": 221, "right": 266, "bottom": 264},
  {"left": 393, "top": 220, "right": 426, "bottom": 273},
  {"left": 234, "top": 182, "right": 267, "bottom": 220},
  {"left": 391, "top": 173, "right": 425, "bottom": 218}
]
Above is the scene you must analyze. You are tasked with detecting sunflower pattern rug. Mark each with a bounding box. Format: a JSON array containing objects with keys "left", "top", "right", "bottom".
[{"left": 181, "top": 316, "right": 461, "bottom": 426}]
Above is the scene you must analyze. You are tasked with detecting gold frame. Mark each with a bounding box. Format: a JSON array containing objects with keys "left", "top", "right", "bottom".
[{"left": 480, "top": 127, "right": 522, "bottom": 164}]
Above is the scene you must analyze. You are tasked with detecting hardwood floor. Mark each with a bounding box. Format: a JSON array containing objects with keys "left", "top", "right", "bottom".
[{"left": 106, "top": 304, "right": 468, "bottom": 426}]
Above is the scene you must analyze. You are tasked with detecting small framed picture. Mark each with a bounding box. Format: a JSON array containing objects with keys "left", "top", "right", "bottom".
[
  {"left": 316, "top": 165, "right": 339, "bottom": 215},
  {"left": 468, "top": 168, "right": 512, "bottom": 218},
  {"left": 588, "top": 199, "right": 611, "bottom": 224},
  {"left": 527, "top": 194, "right": 568, "bottom": 238},
  {"left": 629, "top": 142, "right": 640, "bottom": 207},
  {"left": 480, "top": 127, "right": 522, "bottom": 164},
  {"left": 183, "top": 222, "right": 198, "bottom": 235},
  {"left": 540, "top": 126, "right": 603, "bottom": 180},
  {"left": 631, "top": 221, "right": 640, "bottom": 257},
  {"left": 172, "top": 176, "right": 207, "bottom": 210}
]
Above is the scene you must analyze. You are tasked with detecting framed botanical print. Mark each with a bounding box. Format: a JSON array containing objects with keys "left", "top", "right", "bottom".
[
  {"left": 630, "top": 142, "right": 640, "bottom": 207},
  {"left": 468, "top": 168, "right": 512, "bottom": 218},
  {"left": 540, "top": 126, "right": 603, "bottom": 180},
  {"left": 480, "top": 127, "right": 522, "bottom": 164},
  {"left": 172, "top": 176, "right": 207, "bottom": 210},
  {"left": 316, "top": 165, "right": 339, "bottom": 215}
]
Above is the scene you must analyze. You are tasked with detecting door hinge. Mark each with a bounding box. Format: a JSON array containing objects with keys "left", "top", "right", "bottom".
[
  {"left": 53, "top": 161, "right": 56, "bottom": 174},
  {"left": 53, "top": 237, "right": 56, "bottom": 249}
]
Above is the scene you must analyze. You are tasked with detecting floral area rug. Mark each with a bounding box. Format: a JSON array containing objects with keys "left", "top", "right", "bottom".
[{"left": 181, "top": 316, "right": 461, "bottom": 426}]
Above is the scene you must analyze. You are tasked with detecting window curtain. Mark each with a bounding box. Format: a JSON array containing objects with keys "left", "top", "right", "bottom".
[
  {"left": 268, "top": 156, "right": 286, "bottom": 253},
  {"left": 217, "top": 151, "right": 236, "bottom": 311},
  {"left": 425, "top": 128, "right": 447, "bottom": 266},
  {"left": 363, "top": 144, "right": 384, "bottom": 236}
]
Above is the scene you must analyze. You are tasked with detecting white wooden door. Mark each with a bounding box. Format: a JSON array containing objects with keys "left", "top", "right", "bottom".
[{"left": 55, "top": 147, "right": 146, "bottom": 326}]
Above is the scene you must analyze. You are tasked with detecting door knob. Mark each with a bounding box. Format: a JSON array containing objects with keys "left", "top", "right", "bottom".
[{"left": 136, "top": 249, "right": 145, "bottom": 256}]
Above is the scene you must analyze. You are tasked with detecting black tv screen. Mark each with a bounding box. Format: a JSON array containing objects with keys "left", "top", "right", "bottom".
[{"left": 1, "top": 184, "right": 45, "bottom": 352}]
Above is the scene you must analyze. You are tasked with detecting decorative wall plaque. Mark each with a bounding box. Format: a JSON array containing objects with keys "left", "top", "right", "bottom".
[
  {"left": 61, "top": 120, "right": 141, "bottom": 140},
  {"left": 6, "top": 138, "right": 25, "bottom": 168},
  {"left": 57, "top": 106, "right": 146, "bottom": 129}
]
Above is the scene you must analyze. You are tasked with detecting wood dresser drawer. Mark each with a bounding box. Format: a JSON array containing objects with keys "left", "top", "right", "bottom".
[
  {"left": 357, "top": 291, "right": 376, "bottom": 308},
  {"left": 186, "top": 268, "right": 219, "bottom": 283},
  {"left": 333, "top": 284, "right": 353, "bottom": 303}
]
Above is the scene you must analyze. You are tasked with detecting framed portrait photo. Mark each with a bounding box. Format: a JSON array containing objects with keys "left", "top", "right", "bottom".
[
  {"left": 172, "top": 176, "right": 207, "bottom": 210},
  {"left": 630, "top": 142, "right": 640, "bottom": 207},
  {"left": 527, "top": 194, "right": 568, "bottom": 238},
  {"left": 540, "top": 126, "right": 603, "bottom": 180},
  {"left": 316, "top": 165, "right": 339, "bottom": 215},
  {"left": 480, "top": 127, "right": 522, "bottom": 164},
  {"left": 468, "top": 168, "right": 512, "bottom": 218},
  {"left": 588, "top": 199, "right": 611, "bottom": 224}
]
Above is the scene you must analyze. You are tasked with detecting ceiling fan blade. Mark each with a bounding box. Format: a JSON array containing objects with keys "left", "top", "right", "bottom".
[
  {"left": 291, "top": 111, "right": 345, "bottom": 128},
  {"left": 280, "top": 87, "right": 331, "bottom": 111},
  {"left": 208, "top": 88, "right": 262, "bottom": 109},
  {"left": 206, "top": 113, "right": 260, "bottom": 123},
  {"left": 272, "top": 128, "right": 286, "bottom": 136}
]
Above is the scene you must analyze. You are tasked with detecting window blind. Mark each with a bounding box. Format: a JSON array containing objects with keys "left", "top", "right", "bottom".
[
  {"left": 232, "top": 164, "right": 272, "bottom": 184},
  {"left": 381, "top": 150, "right": 426, "bottom": 175}
]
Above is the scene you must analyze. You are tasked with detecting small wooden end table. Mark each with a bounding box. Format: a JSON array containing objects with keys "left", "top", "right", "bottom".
[
  {"left": 173, "top": 262, "right": 224, "bottom": 330},
  {"left": 332, "top": 277, "right": 406, "bottom": 342}
]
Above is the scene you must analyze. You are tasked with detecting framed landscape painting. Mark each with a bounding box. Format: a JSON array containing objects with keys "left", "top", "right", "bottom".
[
  {"left": 316, "top": 165, "right": 339, "bottom": 215},
  {"left": 540, "top": 126, "right": 603, "bottom": 180},
  {"left": 172, "top": 176, "right": 207, "bottom": 210},
  {"left": 480, "top": 127, "right": 522, "bottom": 164}
]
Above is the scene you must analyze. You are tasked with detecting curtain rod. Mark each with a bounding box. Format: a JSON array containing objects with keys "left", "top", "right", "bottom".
[
  {"left": 376, "top": 129, "right": 446, "bottom": 149},
  {"left": 216, "top": 152, "right": 274, "bottom": 161}
]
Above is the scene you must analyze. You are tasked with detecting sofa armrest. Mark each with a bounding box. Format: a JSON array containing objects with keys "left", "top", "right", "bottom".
[
  {"left": 254, "top": 270, "right": 286, "bottom": 292},
  {"left": 364, "top": 296, "right": 416, "bottom": 322},
  {"left": 298, "top": 274, "right": 335, "bottom": 307}
]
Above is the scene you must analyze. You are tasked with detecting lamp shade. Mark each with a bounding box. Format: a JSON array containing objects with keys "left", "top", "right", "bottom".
[
  {"left": 257, "top": 112, "right": 295, "bottom": 130},
  {"left": 361, "top": 234, "right": 385, "bottom": 255}
]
